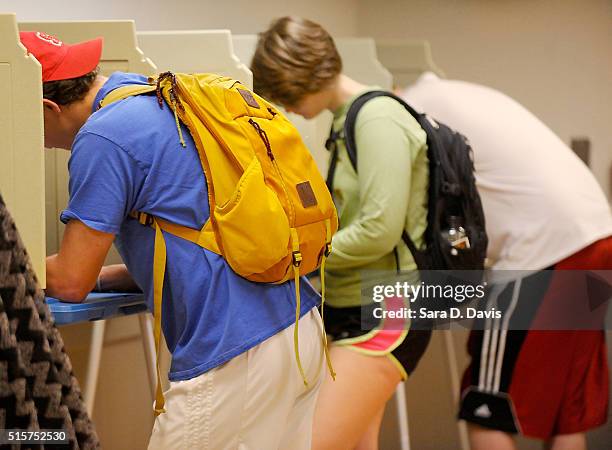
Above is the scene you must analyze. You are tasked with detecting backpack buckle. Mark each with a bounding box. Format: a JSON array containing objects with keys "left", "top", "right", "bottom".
[
  {"left": 292, "top": 251, "right": 303, "bottom": 267},
  {"left": 137, "top": 212, "right": 154, "bottom": 226},
  {"left": 325, "top": 130, "right": 343, "bottom": 152}
]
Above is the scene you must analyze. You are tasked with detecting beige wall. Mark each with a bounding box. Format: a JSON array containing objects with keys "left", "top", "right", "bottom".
[
  {"left": 356, "top": 0, "right": 612, "bottom": 201},
  {"left": 1, "top": 0, "right": 358, "bottom": 36}
]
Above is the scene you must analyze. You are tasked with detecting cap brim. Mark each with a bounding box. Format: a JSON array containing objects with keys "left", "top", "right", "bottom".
[{"left": 46, "top": 37, "right": 103, "bottom": 81}]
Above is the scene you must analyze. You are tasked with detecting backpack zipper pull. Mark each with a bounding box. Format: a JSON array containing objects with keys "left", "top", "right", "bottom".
[{"left": 249, "top": 118, "right": 275, "bottom": 161}]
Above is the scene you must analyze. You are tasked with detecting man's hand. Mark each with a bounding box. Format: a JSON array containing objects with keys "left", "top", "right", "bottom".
[{"left": 46, "top": 220, "right": 115, "bottom": 302}]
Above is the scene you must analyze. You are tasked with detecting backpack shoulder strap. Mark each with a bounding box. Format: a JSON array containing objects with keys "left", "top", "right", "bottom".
[
  {"left": 99, "top": 75, "right": 222, "bottom": 416},
  {"left": 324, "top": 127, "right": 342, "bottom": 191},
  {"left": 98, "top": 83, "right": 157, "bottom": 109},
  {"left": 342, "top": 90, "right": 427, "bottom": 263},
  {"left": 343, "top": 90, "right": 421, "bottom": 172},
  {"left": 326, "top": 90, "right": 391, "bottom": 190}
]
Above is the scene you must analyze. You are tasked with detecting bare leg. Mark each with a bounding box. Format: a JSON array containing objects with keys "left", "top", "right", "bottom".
[
  {"left": 546, "top": 433, "right": 586, "bottom": 450},
  {"left": 312, "top": 346, "right": 402, "bottom": 450},
  {"left": 354, "top": 405, "right": 386, "bottom": 450},
  {"left": 468, "top": 423, "right": 516, "bottom": 450}
]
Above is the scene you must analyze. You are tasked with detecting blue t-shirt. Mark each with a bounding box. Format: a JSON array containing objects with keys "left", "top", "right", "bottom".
[{"left": 61, "top": 72, "right": 320, "bottom": 381}]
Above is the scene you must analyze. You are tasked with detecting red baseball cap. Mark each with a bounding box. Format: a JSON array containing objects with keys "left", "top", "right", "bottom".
[{"left": 19, "top": 31, "right": 103, "bottom": 82}]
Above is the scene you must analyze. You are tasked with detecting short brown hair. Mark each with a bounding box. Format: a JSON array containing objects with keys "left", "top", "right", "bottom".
[
  {"left": 43, "top": 66, "right": 100, "bottom": 105},
  {"left": 251, "top": 17, "right": 342, "bottom": 107}
]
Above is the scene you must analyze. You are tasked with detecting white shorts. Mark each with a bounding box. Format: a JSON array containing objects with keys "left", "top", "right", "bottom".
[{"left": 148, "top": 307, "right": 325, "bottom": 450}]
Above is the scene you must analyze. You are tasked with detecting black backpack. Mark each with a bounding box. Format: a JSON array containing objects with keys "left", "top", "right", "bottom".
[{"left": 325, "top": 90, "right": 488, "bottom": 272}]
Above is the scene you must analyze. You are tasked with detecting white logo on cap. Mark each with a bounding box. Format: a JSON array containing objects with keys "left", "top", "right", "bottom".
[{"left": 36, "top": 32, "right": 63, "bottom": 47}]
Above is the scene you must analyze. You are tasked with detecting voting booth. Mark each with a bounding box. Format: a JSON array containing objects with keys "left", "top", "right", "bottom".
[
  {"left": 18, "top": 20, "right": 157, "bottom": 264},
  {"left": 0, "top": 14, "right": 46, "bottom": 284},
  {"left": 13, "top": 20, "right": 158, "bottom": 449},
  {"left": 137, "top": 30, "right": 252, "bottom": 88},
  {"left": 3, "top": 21, "right": 297, "bottom": 449},
  {"left": 375, "top": 39, "right": 446, "bottom": 89},
  {"left": 336, "top": 37, "right": 393, "bottom": 88}
]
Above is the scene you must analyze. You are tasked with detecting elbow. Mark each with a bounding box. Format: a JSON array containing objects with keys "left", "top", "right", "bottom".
[
  {"left": 346, "top": 233, "right": 401, "bottom": 262},
  {"left": 58, "top": 288, "right": 90, "bottom": 303},
  {"left": 358, "top": 216, "right": 406, "bottom": 255},
  {"left": 370, "top": 228, "right": 404, "bottom": 256},
  {"left": 378, "top": 238, "right": 400, "bottom": 256},
  {"left": 46, "top": 279, "right": 91, "bottom": 303}
]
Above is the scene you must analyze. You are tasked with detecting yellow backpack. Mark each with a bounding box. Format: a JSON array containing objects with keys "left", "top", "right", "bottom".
[{"left": 100, "top": 72, "right": 338, "bottom": 415}]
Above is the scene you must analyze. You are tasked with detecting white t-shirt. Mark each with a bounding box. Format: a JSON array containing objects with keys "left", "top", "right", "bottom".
[{"left": 403, "top": 72, "right": 612, "bottom": 270}]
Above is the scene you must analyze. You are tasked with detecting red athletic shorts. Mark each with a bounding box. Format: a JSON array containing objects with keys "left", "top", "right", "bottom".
[{"left": 459, "top": 236, "right": 611, "bottom": 439}]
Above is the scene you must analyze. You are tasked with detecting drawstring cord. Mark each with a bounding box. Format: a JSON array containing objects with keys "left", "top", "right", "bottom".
[
  {"left": 291, "top": 220, "right": 337, "bottom": 387},
  {"left": 320, "top": 219, "right": 336, "bottom": 379},
  {"left": 290, "top": 228, "right": 308, "bottom": 386},
  {"left": 171, "top": 99, "right": 186, "bottom": 148}
]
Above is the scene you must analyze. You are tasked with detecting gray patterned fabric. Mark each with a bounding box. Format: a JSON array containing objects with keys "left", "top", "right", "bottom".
[{"left": 0, "top": 194, "right": 100, "bottom": 449}]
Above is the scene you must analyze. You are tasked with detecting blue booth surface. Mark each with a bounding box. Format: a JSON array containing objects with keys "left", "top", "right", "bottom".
[{"left": 46, "top": 293, "right": 147, "bottom": 325}]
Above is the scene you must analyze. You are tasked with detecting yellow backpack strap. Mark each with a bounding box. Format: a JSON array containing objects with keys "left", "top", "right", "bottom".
[
  {"left": 98, "top": 77, "right": 187, "bottom": 148},
  {"left": 129, "top": 211, "right": 221, "bottom": 255},
  {"left": 320, "top": 219, "right": 336, "bottom": 380},
  {"left": 152, "top": 219, "right": 168, "bottom": 416},
  {"left": 290, "top": 228, "right": 308, "bottom": 387},
  {"left": 290, "top": 221, "right": 337, "bottom": 386},
  {"left": 101, "top": 87, "right": 170, "bottom": 416},
  {"left": 128, "top": 209, "right": 221, "bottom": 416},
  {"left": 98, "top": 84, "right": 157, "bottom": 109}
]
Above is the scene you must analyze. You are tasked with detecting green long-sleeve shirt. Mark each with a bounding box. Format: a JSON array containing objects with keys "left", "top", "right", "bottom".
[{"left": 325, "top": 89, "right": 429, "bottom": 308}]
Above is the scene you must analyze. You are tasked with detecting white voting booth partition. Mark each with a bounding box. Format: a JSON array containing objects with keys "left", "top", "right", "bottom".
[
  {"left": 18, "top": 20, "right": 156, "bottom": 265},
  {"left": 232, "top": 35, "right": 392, "bottom": 175},
  {"left": 376, "top": 39, "right": 446, "bottom": 89},
  {"left": 137, "top": 30, "right": 252, "bottom": 89},
  {"left": 17, "top": 20, "right": 158, "bottom": 418},
  {"left": 336, "top": 38, "right": 393, "bottom": 89},
  {"left": 0, "top": 14, "right": 46, "bottom": 285}
]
